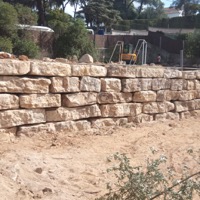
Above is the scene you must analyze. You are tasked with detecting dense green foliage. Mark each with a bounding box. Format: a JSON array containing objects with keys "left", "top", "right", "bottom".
[{"left": 0, "top": 37, "right": 13, "bottom": 53}]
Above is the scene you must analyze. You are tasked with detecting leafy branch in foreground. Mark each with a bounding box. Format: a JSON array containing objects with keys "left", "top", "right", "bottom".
[{"left": 96, "top": 150, "right": 200, "bottom": 200}]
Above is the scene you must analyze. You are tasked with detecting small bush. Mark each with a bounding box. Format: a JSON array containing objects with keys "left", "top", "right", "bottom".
[
  {"left": 0, "top": 37, "right": 13, "bottom": 53},
  {"left": 13, "top": 39, "right": 39, "bottom": 58}
]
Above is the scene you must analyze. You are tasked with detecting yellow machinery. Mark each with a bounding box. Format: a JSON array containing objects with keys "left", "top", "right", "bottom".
[{"left": 109, "top": 40, "right": 147, "bottom": 65}]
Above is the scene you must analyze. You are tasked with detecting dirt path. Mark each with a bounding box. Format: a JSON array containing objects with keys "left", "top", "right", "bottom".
[{"left": 0, "top": 116, "right": 200, "bottom": 200}]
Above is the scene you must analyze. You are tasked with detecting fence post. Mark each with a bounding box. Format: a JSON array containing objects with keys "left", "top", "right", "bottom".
[{"left": 180, "top": 50, "right": 184, "bottom": 71}]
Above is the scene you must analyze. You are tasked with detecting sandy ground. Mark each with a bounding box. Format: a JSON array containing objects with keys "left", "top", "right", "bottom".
[{"left": 0, "top": 116, "right": 200, "bottom": 200}]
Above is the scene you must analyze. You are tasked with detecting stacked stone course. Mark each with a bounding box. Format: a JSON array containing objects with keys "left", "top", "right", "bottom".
[{"left": 0, "top": 59, "right": 200, "bottom": 136}]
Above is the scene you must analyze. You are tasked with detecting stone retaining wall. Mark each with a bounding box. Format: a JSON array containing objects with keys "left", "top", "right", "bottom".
[{"left": 0, "top": 59, "right": 200, "bottom": 136}]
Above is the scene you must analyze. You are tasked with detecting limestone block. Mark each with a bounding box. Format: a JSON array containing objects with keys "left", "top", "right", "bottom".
[
  {"left": 164, "top": 69, "right": 182, "bottom": 79},
  {"left": 101, "top": 78, "right": 121, "bottom": 92},
  {"left": 196, "top": 90, "right": 200, "bottom": 98},
  {"left": 50, "top": 77, "right": 79, "bottom": 93},
  {"left": 100, "top": 103, "right": 142, "bottom": 117},
  {"left": 174, "top": 100, "right": 196, "bottom": 112},
  {"left": 136, "top": 67, "right": 164, "bottom": 78},
  {"left": 80, "top": 76, "right": 101, "bottom": 92},
  {"left": 157, "top": 90, "right": 179, "bottom": 101},
  {"left": 133, "top": 91, "right": 156, "bottom": 102},
  {"left": 128, "top": 114, "right": 153, "bottom": 123},
  {"left": 0, "top": 109, "right": 46, "bottom": 128},
  {"left": 72, "top": 65, "right": 107, "bottom": 77},
  {"left": 183, "top": 80, "right": 195, "bottom": 90},
  {"left": 178, "top": 90, "right": 196, "bottom": 101},
  {"left": 20, "top": 94, "right": 61, "bottom": 108},
  {"left": 196, "top": 71, "right": 200, "bottom": 79},
  {"left": 30, "top": 61, "right": 71, "bottom": 76},
  {"left": 0, "top": 76, "right": 51, "bottom": 93},
  {"left": 18, "top": 120, "right": 91, "bottom": 136},
  {"left": 97, "top": 92, "right": 132, "bottom": 104},
  {"left": 122, "top": 78, "right": 152, "bottom": 92},
  {"left": 107, "top": 65, "right": 136, "bottom": 77},
  {"left": 0, "top": 94, "right": 19, "bottom": 110},
  {"left": 171, "top": 79, "right": 184, "bottom": 90},
  {"left": 91, "top": 118, "right": 127, "bottom": 128},
  {"left": 155, "top": 112, "right": 179, "bottom": 121},
  {"left": 194, "top": 80, "right": 200, "bottom": 90},
  {"left": 0, "top": 59, "right": 30, "bottom": 75},
  {"left": 182, "top": 71, "right": 196, "bottom": 79},
  {"left": 46, "top": 104, "right": 101, "bottom": 122},
  {"left": 143, "top": 101, "right": 175, "bottom": 114},
  {"left": 55, "top": 58, "right": 69, "bottom": 63},
  {"left": 62, "top": 92, "right": 97, "bottom": 107},
  {"left": 195, "top": 99, "right": 200, "bottom": 109},
  {"left": 152, "top": 78, "right": 171, "bottom": 90},
  {"left": 0, "top": 128, "right": 17, "bottom": 142},
  {"left": 79, "top": 54, "right": 93, "bottom": 63}
]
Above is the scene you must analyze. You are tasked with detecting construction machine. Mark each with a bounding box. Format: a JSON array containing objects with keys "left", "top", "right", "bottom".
[{"left": 109, "top": 39, "right": 147, "bottom": 65}]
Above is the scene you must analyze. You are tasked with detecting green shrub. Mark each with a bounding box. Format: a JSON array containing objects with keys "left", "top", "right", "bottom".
[
  {"left": 13, "top": 39, "right": 39, "bottom": 58},
  {"left": 97, "top": 151, "right": 200, "bottom": 200},
  {"left": 0, "top": 37, "right": 13, "bottom": 53}
]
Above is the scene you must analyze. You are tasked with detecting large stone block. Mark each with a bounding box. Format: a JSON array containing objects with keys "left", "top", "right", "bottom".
[
  {"left": 155, "top": 112, "right": 179, "bottom": 121},
  {"left": 0, "top": 94, "right": 19, "bottom": 110},
  {"left": 97, "top": 92, "right": 132, "bottom": 104},
  {"left": 171, "top": 79, "right": 184, "bottom": 90},
  {"left": 136, "top": 67, "right": 164, "bottom": 78},
  {"left": 18, "top": 120, "right": 91, "bottom": 136},
  {"left": 133, "top": 91, "right": 156, "bottom": 102},
  {"left": 100, "top": 103, "right": 142, "bottom": 117},
  {"left": 46, "top": 104, "right": 101, "bottom": 122},
  {"left": 194, "top": 80, "right": 200, "bottom": 90},
  {"left": 62, "top": 92, "right": 97, "bottom": 107},
  {"left": 178, "top": 90, "right": 196, "bottom": 101},
  {"left": 164, "top": 69, "right": 182, "bottom": 79},
  {"left": 196, "top": 71, "right": 200, "bottom": 79},
  {"left": 183, "top": 80, "right": 195, "bottom": 90},
  {"left": 0, "top": 59, "right": 30, "bottom": 75},
  {"left": 152, "top": 78, "right": 171, "bottom": 90},
  {"left": 122, "top": 78, "right": 152, "bottom": 92},
  {"left": 20, "top": 94, "right": 61, "bottom": 108},
  {"left": 72, "top": 64, "right": 107, "bottom": 77},
  {"left": 182, "top": 71, "right": 196, "bottom": 79},
  {"left": 195, "top": 99, "right": 200, "bottom": 109},
  {"left": 0, "top": 109, "right": 46, "bottom": 128},
  {"left": 101, "top": 78, "right": 121, "bottom": 92},
  {"left": 30, "top": 61, "right": 71, "bottom": 76},
  {"left": 157, "top": 90, "right": 179, "bottom": 101},
  {"left": 80, "top": 76, "right": 101, "bottom": 92},
  {"left": 128, "top": 114, "right": 153, "bottom": 123},
  {"left": 50, "top": 77, "right": 79, "bottom": 93},
  {"left": 0, "top": 76, "right": 51, "bottom": 93},
  {"left": 143, "top": 101, "right": 175, "bottom": 114},
  {"left": 174, "top": 100, "right": 196, "bottom": 112},
  {"left": 107, "top": 65, "right": 136, "bottom": 77},
  {"left": 196, "top": 90, "right": 200, "bottom": 99}
]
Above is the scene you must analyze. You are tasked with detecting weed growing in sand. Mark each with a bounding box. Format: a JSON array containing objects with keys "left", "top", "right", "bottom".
[{"left": 96, "top": 149, "right": 200, "bottom": 200}]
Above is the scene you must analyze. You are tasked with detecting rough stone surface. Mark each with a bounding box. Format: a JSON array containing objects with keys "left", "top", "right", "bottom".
[
  {"left": 20, "top": 94, "right": 61, "bottom": 108},
  {"left": 157, "top": 90, "right": 179, "bottom": 101},
  {"left": 0, "top": 59, "right": 30, "bottom": 75},
  {"left": 101, "top": 78, "right": 121, "bottom": 92},
  {"left": 0, "top": 127, "right": 17, "bottom": 142},
  {"left": 0, "top": 76, "right": 51, "bottom": 93},
  {"left": 164, "top": 69, "right": 182, "bottom": 79},
  {"left": 152, "top": 78, "right": 171, "bottom": 90},
  {"left": 46, "top": 104, "right": 101, "bottom": 122},
  {"left": 133, "top": 91, "right": 157, "bottom": 102},
  {"left": 107, "top": 65, "right": 136, "bottom": 77},
  {"left": 122, "top": 79, "right": 152, "bottom": 92},
  {"left": 55, "top": 58, "right": 69, "bottom": 63},
  {"left": 174, "top": 100, "right": 196, "bottom": 112},
  {"left": 155, "top": 112, "right": 179, "bottom": 121},
  {"left": 97, "top": 92, "right": 132, "bottom": 104},
  {"left": 50, "top": 77, "right": 79, "bottom": 93},
  {"left": 196, "top": 71, "right": 200, "bottom": 79},
  {"left": 0, "top": 109, "right": 46, "bottom": 128},
  {"left": 178, "top": 90, "right": 196, "bottom": 101},
  {"left": 80, "top": 77, "right": 101, "bottom": 92},
  {"left": 30, "top": 61, "right": 71, "bottom": 76},
  {"left": 143, "top": 101, "right": 175, "bottom": 114},
  {"left": 171, "top": 79, "right": 184, "bottom": 90},
  {"left": 194, "top": 80, "right": 200, "bottom": 90},
  {"left": 0, "top": 94, "right": 19, "bottom": 110},
  {"left": 128, "top": 114, "right": 153, "bottom": 123},
  {"left": 100, "top": 103, "right": 142, "bottom": 117},
  {"left": 72, "top": 65, "right": 107, "bottom": 77},
  {"left": 182, "top": 71, "right": 196, "bottom": 79},
  {"left": 136, "top": 67, "right": 164, "bottom": 78},
  {"left": 183, "top": 80, "right": 195, "bottom": 90},
  {"left": 79, "top": 54, "right": 93, "bottom": 63},
  {"left": 62, "top": 92, "right": 97, "bottom": 107}
]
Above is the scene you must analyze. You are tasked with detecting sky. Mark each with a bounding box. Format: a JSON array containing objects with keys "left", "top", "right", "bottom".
[{"left": 65, "top": 0, "right": 174, "bottom": 16}]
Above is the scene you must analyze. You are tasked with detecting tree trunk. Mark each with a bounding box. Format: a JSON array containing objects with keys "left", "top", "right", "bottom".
[{"left": 36, "top": 0, "right": 45, "bottom": 25}]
